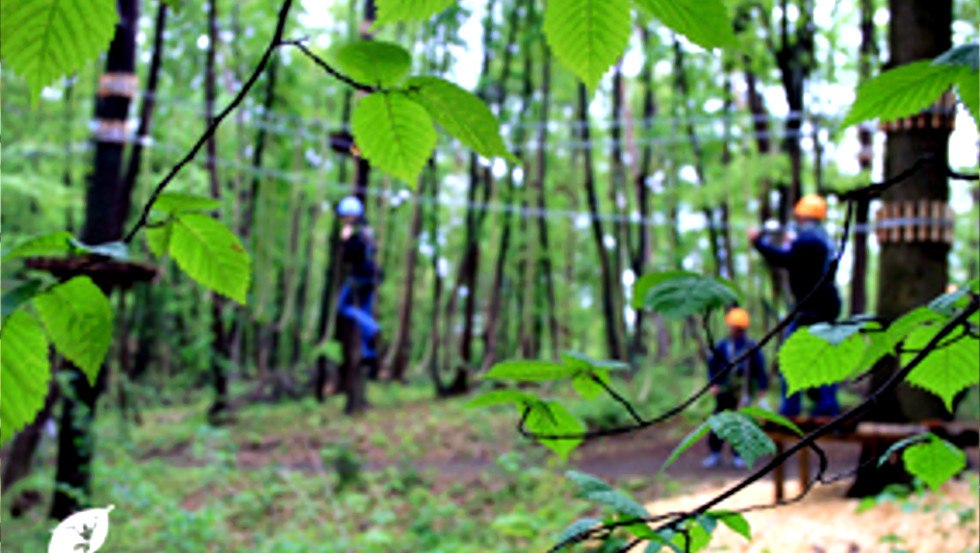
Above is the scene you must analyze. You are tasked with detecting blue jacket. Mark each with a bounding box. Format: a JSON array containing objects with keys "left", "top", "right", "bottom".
[
  {"left": 708, "top": 337, "right": 768, "bottom": 394},
  {"left": 341, "top": 226, "right": 378, "bottom": 284},
  {"left": 752, "top": 222, "right": 841, "bottom": 323}
]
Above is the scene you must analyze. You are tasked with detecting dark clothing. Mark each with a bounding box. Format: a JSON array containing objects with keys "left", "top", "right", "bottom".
[
  {"left": 753, "top": 222, "right": 842, "bottom": 418},
  {"left": 752, "top": 222, "right": 841, "bottom": 323},
  {"left": 338, "top": 226, "right": 380, "bottom": 361},
  {"left": 707, "top": 337, "right": 768, "bottom": 455},
  {"left": 707, "top": 337, "right": 769, "bottom": 397},
  {"left": 708, "top": 391, "right": 739, "bottom": 453},
  {"left": 341, "top": 226, "right": 379, "bottom": 283}
]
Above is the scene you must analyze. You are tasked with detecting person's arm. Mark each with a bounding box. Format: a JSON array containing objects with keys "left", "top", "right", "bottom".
[
  {"left": 707, "top": 342, "right": 725, "bottom": 393},
  {"left": 752, "top": 235, "right": 793, "bottom": 267}
]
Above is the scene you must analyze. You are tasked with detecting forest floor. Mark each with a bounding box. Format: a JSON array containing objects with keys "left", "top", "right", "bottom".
[{"left": 4, "top": 380, "right": 979, "bottom": 552}]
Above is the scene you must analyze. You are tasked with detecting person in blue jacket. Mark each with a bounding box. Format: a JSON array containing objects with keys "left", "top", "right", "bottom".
[
  {"left": 703, "top": 307, "right": 769, "bottom": 469},
  {"left": 749, "top": 194, "right": 841, "bottom": 418},
  {"left": 336, "top": 196, "right": 381, "bottom": 379}
]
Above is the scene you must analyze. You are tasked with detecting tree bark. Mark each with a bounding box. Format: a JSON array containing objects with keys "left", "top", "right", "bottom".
[
  {"left": 578, "top": 85, "right": 626, "bottom": 360},
  {"left": 849, "top": 0, "right": 954, "bottom": 497},
  {"left": 51, "top": 0, "right": 139, "bottom": 520},
  {"left": 850, "top": 0, "right": 878, "bottom": 315}
]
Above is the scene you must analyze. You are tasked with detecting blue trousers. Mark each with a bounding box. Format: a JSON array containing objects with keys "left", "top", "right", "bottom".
[
  {"left": 779, "top": 320, "right": 840, "bottom": 418},
  {"left": 338, "top": 282, "right": 378, "bottom": 360}
]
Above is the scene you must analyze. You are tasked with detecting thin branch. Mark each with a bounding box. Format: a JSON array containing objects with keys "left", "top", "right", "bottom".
[{"left": 281, "top": 39, "right": 378, "bottom": 93}]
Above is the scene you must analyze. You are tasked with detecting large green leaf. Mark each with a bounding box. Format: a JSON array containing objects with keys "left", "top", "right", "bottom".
[
  {"left": 543, "top": 0, "right": 632, "bottom": 91},
  {"left": 633, "top": 270, "right": 739, "bottom": 318},
  {"left": 902, "top": 327, "right": 979, "bottom": 411},
  {"left": 2, "top": 280, "right": 44, "bottom": 321},
  {"left": 404, "top": 76, "right": 514, "bottom": 161},
  {"left": 33, "top": 276, "right": 112, "bottom": 383},
  {"left": 566, "top": 470, "right": 614, "bottom": 495},
  {"left": 374, "top": 0, "right": 455, "bottom": 25},
  {"left": 525, "top": 400, "right": 585, "bottom": 460},
  {"left": 739, "top": 406, "right": 803, "bottom": 436},
  {"left": 2, "top": 231, "right": 75, "bottom": 260},
  {"left": 852, "top": 307, "right": 942, "bottom": 376},
  {"left": 151, "top": 192, "right": 221, "bottom": 215},
  {"left": 0, "top": 0, "right": 118, "bottom": 100},
  {"left": 465, "top": 389, "right": 539, "bottom": 409},
  {"left": 633, "top": 0, "right": 735, "bottom": 49},
  {"left": 842, "top": 61, "right": 962, "bottom": 128},
  {"left": 779, "top": 327, "right": 865, "bottom": 394},
  {"left": 902, "top": 435, "right": 966, "bottom": 491},
  {"left": 352, "top": 92, "right": 436, "bottom": 183},
  {"left": 0, "top": 309, "right": 51, "bottom": 445},
  {"left": 484, "top": 360, "right": 579, "bottom": 382},
  {"left": 327, "top": 40, "right": 412, "bottom": 88},
  {"left": 168, "top": 214, "right": 252, "bottom": 305},
  {"left": 706, "top": 411, "right": 775, "bottom": 469},
  {"left": 145, "top": 220, "right": 173, "bottom": 257}
]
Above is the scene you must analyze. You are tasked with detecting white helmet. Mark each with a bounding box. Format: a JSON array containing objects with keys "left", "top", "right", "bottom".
[{"left": 337, "top": 196, "right": 364, "bottom": 217}]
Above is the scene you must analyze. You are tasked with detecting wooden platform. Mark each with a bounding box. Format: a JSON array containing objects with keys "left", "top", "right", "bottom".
[{"left": 763, "top": 418, "right": 980, "bottom": 501}]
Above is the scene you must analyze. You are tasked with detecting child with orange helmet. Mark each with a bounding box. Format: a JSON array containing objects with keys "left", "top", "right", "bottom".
[{"left": 703, "top": 307, "right": 769, "bottom": 469}]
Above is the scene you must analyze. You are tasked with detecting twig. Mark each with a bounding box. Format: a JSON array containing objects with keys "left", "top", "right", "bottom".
[{"left": 281, "top": 39, "right": 378, "bottom": 93}]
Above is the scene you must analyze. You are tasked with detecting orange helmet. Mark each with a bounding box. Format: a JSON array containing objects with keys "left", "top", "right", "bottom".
[
  {"left": 794, "top": 194, "right": 828, "bottom": 220},
  {"left": 724, "top": 307, "right": 750, "bottom": 329}
]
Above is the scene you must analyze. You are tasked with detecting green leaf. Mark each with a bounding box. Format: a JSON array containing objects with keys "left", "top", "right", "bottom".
[
  {"left": 0, "top": 309, "right": 51, "bottom": 445},
  {"left": 145, "top": 221, "right": 173, "bottom": 257},
  {"left": 2, "top": 279, "right": 44, "bottom": 320},
  {"left": 902, "top": 328, "right": 979, "bottom": 411},
  {"left": 404, "top": 76, "right": 514, "bottom": 161},
  {"left": 707, "top": 411, "right": 775, "bottom": 469},
  {"left": 33, "top": 276, "right": 112, "bottom": 383},
  {"left": 929, "top": 288, "right": 971, "bottom": 317},
  {"left": 484, "top": 360, "right": 579, "bottom": 382},
  {"left": 662, "top": 422, "right": 712, "bottom": 470},
  {"left": 709, "top": 511, "right": 751, "bottom": 541},
  {"left": 3, "top": 231, "right": 74, "bottom": 260},
  {"left": 526, "top": 400, "right": 585, "bottom": 460},
  {"left": 739, "top": 406, "right": 803, "bottom": 436},
  {"left": 561, "top": 350, "right": 630, "bottom": 372},
  {"left": 877, "top": 433, "right": 931, "bottom": 467},
  {"left": 566, "top": 470, "right": 614, "bottom": 495},
  {"left": 933, "top": 42, "right": 979, "bottom": 71},
  {"left": 167, "top": 214, "right": 251, "bottom": 304},
  {"left": 352, "top": 92, "right": 436, "bottom": 183},
  {"left": 374, "top": 0, "right": 456, "bottom": 25},
  {"left": 954, "top": 69, "right": 979, "bottom": 128},
  {"left": 151, "top": 192, "right": 221, "bottom": 215},
  {"left": 842, "top": 61, "right": 962, "bottom": 128},
  {"left": 633, "top": 270, "right": 739, "bottom": 318},
  {"left": 571, "top": 373, "right": 606, "bottom": 400},
  {"left": 807, "top": 320, "right": 871, "bottom": 345},
  {"left": 327, "top": 40, "right": 412, "bottom": 87},
  {"left": 645, "top": 530, "right": 684, "bottom": 553},
  {"left": 587, "top": 489, "right": 650, "bottom": 520},
  {"left": 852, "top": 307, "right": 943, "bottom": 376},
  {"left": 555, "top": 517, "right": 601, "bottom": 547},
  {"left": 466, "top": 389, "right": 539, "bottom": 409},
  {"left": 902, "top": 435, "right": 967, "bottom": 491},
  {"left": 542, "top": 0, "right": 632, "bottom": 91},
  {"left": 779, "top": 327, "right": 866, "bottom": 394},
  {"left": 633, "top": 0, "right": 735, "bottom": 49},
  {"left": 0, "top": 0, "right": 119, "bottom": 101}
]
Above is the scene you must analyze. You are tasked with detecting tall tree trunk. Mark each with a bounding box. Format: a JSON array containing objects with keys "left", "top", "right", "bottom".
[
  {"left": 851, "top": 0, "right": 878, "bottom": 315},
  {"left": 533, "top": 54, "right": 560, "bottom": 359},
  {"left": 52, "top": 0, "right": 139, "bottom": 520},
  {"left": 384, "top": 178, "right": 427, "bottom": 381},
  {"left": 203, "top": 0, "right": 230, "bottom": 423},
  {"left": 608, "top": 67, "right": 632, "bottom": 355},
  {"left": 849, "top": 0, "right": 954, "bottom": 497},
  {"left": 578, "top": 85, "right": 626, "bottom": 360}
]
